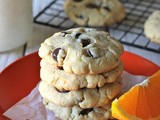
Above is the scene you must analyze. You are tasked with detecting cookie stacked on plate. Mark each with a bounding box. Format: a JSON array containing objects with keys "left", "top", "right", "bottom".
[{"left": 38, "top": 27, "right": 124, "bottom": 120}]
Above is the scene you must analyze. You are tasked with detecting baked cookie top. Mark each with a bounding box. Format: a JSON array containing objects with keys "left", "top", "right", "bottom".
[
  {"left": 64, "top": 0, "right": 126, "bottom": 26},
  {"left": 40, "top": 58, "right": 123, "bottom": 91},
  {"left": 43, "top": 99, "right": 111, "bottom": 120},
  {"left": 39, "top": 27, "right": 124, "bottom": 75},
  {"left": 144, "top": 10, "right": 160, "bottom": 44},
  {"left": 39, "top": 79, "right": 122, "bottom": 108}
]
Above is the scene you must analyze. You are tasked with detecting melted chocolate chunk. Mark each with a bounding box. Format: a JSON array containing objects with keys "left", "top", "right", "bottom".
[
  {"left": 81, "top": 39, "right": 90, "bottom": 47},
  {"left": 103, "top": 6, "right": 111, "bottom": 12},
  {"left": 86, "top": 49, "right": 94, "bottom": 57},
  {"left": 86, "top": 4, "right": 99, "bottom": 9},
  {"left": 79, "top": 108, "right": 93, "bottom": 115},
  {"left": 73, "top": 0, "right": 83, "bottom": 2},
  {"left": 60, "top": 32, "right": 68, "bottom": 37},
  {"left": 51, "top": 48, "right": 61, "bottom": 61},
  {"left": 75, "top": 33, "right": 81, "bottom": 38}
]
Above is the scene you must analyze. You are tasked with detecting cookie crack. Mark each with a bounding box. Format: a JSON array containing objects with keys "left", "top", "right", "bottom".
[
  {"left": 100, "top": 73, "right": 109, "bottom": 80},
  {"left": 86, "top": 17, "right": 89, "bottom": 26},
  {"left": 97, "top": 87, "right": 110, "bottom": 107},
  {"left": 55, "top": 87, "right": 70, "bottom": 93}
]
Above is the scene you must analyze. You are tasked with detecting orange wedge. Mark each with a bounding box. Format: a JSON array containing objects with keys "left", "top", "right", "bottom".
[{"left": 111, "top": 70, "right": 160, "bottom": 120}]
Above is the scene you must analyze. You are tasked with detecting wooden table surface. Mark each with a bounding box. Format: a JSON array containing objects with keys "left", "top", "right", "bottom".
[{"left": 0, "top": 0, "right": 160, "bottom": 72}]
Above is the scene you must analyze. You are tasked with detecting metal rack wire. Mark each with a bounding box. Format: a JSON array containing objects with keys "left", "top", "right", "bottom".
[{"left": 34, "top": 0, "right": 160, "bottom": 53}]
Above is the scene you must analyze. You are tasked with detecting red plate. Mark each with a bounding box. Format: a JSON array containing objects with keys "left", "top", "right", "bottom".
[{"left": 0, "top": 51, "right": 159, "bottom": 120}]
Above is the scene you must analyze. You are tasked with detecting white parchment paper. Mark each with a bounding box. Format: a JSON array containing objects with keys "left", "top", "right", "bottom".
[{"left": 3, "top": 71, "right": 147, "bottom": 120}]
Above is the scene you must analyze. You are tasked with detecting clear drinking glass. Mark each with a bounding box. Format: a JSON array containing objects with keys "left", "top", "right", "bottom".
[{"left": 0, "top": 0, "right": 33, "bottom": 52}]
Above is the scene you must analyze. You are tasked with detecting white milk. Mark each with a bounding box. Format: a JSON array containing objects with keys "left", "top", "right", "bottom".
[{"left": 0, "top": 0, "right": 33, "bottom": 52}]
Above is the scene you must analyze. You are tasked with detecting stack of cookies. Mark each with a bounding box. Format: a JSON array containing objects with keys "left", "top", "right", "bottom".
[{"left": 38, "top": 27, "right": 124, "bottom": 120}]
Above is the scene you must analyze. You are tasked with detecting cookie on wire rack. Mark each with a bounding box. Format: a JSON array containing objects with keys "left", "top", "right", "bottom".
[
  {"left": 144, "top": 10, "right": 160, "bottom": 44},
  {"left": 64, "top": 0, "right": 126, "bottom": 26}
]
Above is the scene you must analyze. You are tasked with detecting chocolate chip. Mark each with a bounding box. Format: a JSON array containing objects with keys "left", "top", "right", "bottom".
[
  {"left": 60, "top": 32, "right": 68, "bottom": 37},
  {"left": 86, "top": 47, "right": 100, "bottom": 58},
  {"left": 79, "top": 108, "right": 93, "bottom": 115},
  {"left": 81, "top": 39, "right": 90, "bottom": 47},
  {"left": 96, "top": 86, "right": 99, "bottom": 91},
  {"left": 86, "top": 49, "right": 94, "bottom": 57},
  {"left": 73, "top": 0, "right": 83, "bottom": 2},
  {"left": 86, "top": 4, "right": 99, "bottom": 9},
  {"left": 51, "top": 48, "right": 61, "bottom": 61},
  {"left": 76, "top": 14, "right": 84, "bottom": 19},
  {"left": 104, "top": 75, "right": 108, "bottom": 79},
  {"left": 103, "top": 6, "right": 111, "bottom": 12},
  {"left": 75, "top": 33, "right": 81, "bottom": 38},
  {"left": 57, "top": 66, "right": 63, "bottom": 70}
]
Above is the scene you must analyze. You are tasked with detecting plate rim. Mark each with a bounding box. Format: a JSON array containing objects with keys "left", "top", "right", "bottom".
[{"left": 0, "top": 51, "right": 159, "bottom": 119}]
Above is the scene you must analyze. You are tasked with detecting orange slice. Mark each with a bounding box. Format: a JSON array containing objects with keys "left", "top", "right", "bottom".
[{"left": 111, "top": 70, "right": 160, "bottom": 120}]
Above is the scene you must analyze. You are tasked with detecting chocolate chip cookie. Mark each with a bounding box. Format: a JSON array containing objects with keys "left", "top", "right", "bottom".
[
  {"left": 64, "top": 0, "right": 126, "bottom": 26},
  {"left": 43, "top": 99, "right": 112, "bottom": 120},
  {"left": 39, "top": 78, "right": 122, "bottom": 108},
  {"left": 144, "top": 10, "right": 160, "bottom": 44},
  {"left": 39, "top": 27, "right": 124, "bottom": 75},
  {"left": 40, "top": 58, "right": 123, "bottom": 91}
]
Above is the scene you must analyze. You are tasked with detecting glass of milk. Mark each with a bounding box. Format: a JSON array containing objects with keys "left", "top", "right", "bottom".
[{"left": 0, "top": 0, "right": 33, "bottom": 52}]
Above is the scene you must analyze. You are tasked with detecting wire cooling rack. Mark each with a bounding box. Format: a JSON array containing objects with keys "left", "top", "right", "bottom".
[{"left": 34, "top": 0, "right": 160, "bottom": 53}]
